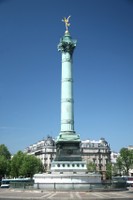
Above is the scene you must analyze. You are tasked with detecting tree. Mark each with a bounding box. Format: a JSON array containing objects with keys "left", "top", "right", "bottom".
[
  {"left": 106, "top": 163, "right": 112, "bottom": 180},
  {"left": 10, "top": 151, "right": 25, "bottom": 177},
  {"left": 10, "top": 151, "right": 44, "bottom": 178},
  {"left": 117, "top": 148, "right": 133, "bottom": 176},
  {"left": 112, "top": 162, "right": 121, "bottom": 176},
  {"left": 20, "top": 155, "right": 44, "bottom": 178},
  {"left": 0, "top": 144, "right": 11, "bottom": 159},
  {"left": 116, "top": 156, "right": 124, "bottom": 176},
  {"left": 87, "top": 161, "right": 97, "bottom": 172},
  {"left": 0, "top": 144, "right": 11, "bottom": 178},
  {"left": 0, "top": 156, "right": 8, "bottom": 178}
]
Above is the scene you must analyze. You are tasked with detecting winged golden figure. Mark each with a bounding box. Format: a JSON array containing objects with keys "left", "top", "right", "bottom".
[{"left": 62, "top": 16, "right": 71, "bottom": 32}]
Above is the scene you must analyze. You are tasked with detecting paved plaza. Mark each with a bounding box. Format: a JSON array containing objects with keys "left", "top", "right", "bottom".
[{"left": 0, "top": 188, "right": 133, "bottom": 199}]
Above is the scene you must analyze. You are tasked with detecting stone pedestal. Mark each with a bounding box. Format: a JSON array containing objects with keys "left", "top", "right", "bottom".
[
  {"left": 55, "top": 134, "right": 82, "bottom": 162},
  {"left": 34, "top": 172, "right": 102, "bottom": 190},
  {"left": 51, "top": 161, "right": 87, "bottom": 172}
]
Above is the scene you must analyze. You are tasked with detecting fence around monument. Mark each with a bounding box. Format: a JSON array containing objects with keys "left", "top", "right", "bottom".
[{"left": 10, "top": 180, "right": 127, "bottom": 191}]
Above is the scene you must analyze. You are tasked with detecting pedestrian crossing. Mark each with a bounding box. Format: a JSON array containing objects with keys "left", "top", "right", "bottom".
[
  {"left": 0, "top": 189, "right": 133, "bottom": 199},
  {"left": 41, "top": 191, "right": 133, "bottom": 199}
]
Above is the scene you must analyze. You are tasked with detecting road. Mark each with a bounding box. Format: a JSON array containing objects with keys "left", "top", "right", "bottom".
[{"left": 0, "top": 188, "right": 133, "bottom": 199}]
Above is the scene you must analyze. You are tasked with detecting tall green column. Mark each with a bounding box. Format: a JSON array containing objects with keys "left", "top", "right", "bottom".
[{"left": 55, "top": 19, "right": 82, "bottom": 161}]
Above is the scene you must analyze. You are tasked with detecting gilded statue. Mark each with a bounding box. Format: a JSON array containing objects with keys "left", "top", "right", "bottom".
[{"left": 62, "top": 16, "right": 71, "bottom": 32}]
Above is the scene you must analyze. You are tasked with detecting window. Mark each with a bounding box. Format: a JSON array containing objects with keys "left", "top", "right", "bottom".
[{"left": 73, "top": 171, "right": 77, "bottom": 174}]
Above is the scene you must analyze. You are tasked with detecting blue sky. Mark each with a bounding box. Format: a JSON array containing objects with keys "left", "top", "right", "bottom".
[{"left": 0, "top": 0, "right": 133, "bottom": 154}]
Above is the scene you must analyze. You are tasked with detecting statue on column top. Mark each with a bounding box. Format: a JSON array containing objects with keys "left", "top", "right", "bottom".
[{"left": 62, "top": 16, "right": 71, "bottom": 32}]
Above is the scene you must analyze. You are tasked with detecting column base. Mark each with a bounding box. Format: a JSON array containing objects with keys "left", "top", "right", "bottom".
[
  {"left": 55, "top": 133, "right": 82, "bottom": 161},
  {"left": 56, "top": 131, "right": 81, "bottom": 143}
]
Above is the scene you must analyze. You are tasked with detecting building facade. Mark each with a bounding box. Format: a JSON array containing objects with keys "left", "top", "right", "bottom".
[
  {"left": 81, "top": 138, "right": 111, "bottom": 173},
  {"left": 24, "top": 136, "right": 111, "bottom": 175}
]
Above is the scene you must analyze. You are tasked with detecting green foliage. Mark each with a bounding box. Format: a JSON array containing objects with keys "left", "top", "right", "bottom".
[
  {"left": 116, "top": 156, "right": 124, "bottom": 175},
  {"left": 116, "top": 148, "right": 133, "bottom": 175},
  {"left": 10, "top": 151, "right": 25, "bottom": 177},
  {"left": 6, "top": 160, "right": 11, "bottom": 177},
  {"left": 0, "top": 144, "right": 11, "bottom": 159},
  {"left": 0, "top": 145, "right": 44, "bottom": 178},
  {"left": 19, "top": 154, "right": 44, "bottom": 178},
  {"left": 10, "top": 151, "right": 44, "bottom": 178},
  {"left": 0, "top": 156, "right": 8, "bottom": 177},
  {"left": 106, "top": 162, "right": 112, "bottom": 180},
  {"left": 112, "top": 163, "right": 121, "bottom": 176},
  {"left": 0, "top": 144, "right": 11, "bottom": 178},
  {"left": 87, "top": 161, "right": 96, "bottom": 172}
]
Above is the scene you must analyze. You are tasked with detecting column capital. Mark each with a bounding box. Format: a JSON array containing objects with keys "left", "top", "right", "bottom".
[{"left": 58, "top": 32, "right": 77, "bottom": 55}]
